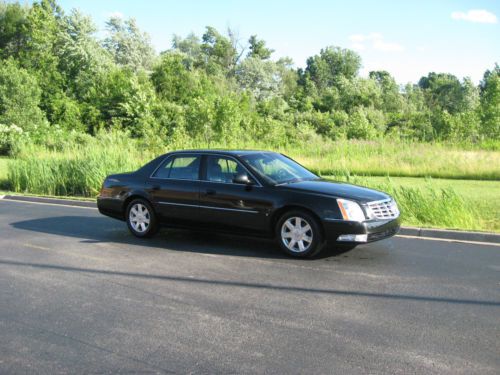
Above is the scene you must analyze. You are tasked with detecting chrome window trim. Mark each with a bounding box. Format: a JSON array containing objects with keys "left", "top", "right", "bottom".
[
  {"left": 159, "top": 201, "right": 259, "bottom": 214},
  {"left": 149, "top": 152, "right": 263, "bottom": 187}
]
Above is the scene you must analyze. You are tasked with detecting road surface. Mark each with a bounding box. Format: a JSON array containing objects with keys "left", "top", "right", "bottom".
[{"left": 0, "top": 199, "right": 499, "bottom": 374}]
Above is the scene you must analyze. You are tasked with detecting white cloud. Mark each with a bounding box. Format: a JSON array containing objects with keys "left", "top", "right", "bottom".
[
  {"left": 351, "top": 43, "right": 366, "bottom": 51},
  {"left": 348, "top": 32, "right": 382, "bottom": 43},
  {"left": 451, "top": 9, "right": 497, "bottom": 24},
  {"left": 107, "top": 11, "right": 124, "bottom": 19},
  {"left": 348, "top": 33, "right": 403, "bottom": 52},
  {"left": 349, "top": 34, "right": 366, "bottom": 43},
  {"left": 373, "top": 39, "right": 404, "bottom": 52}
]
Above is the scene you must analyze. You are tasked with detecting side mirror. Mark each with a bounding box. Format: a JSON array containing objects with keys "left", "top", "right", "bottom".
[{"left": 233, "top": 173, "right": 253, "bottom": 185}]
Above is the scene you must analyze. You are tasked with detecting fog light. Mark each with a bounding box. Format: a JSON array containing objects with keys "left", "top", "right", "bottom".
[{"left": 337, "top": 234, "right": 368, "bottom": 242}]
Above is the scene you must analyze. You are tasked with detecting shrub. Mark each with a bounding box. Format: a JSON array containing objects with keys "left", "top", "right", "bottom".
[{"left": 0, "top": 123, "right": 24, "bottom": 155}]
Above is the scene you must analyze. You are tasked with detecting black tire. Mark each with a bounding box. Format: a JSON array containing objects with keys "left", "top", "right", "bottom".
[
  {"left": 276, "top": 210, "right": 324, "bottom": 258},
  {"left": 126, "top": 198, "right": 159, "bottom": 238}
]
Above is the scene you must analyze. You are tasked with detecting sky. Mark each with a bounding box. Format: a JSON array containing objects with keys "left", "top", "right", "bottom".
[{"left": 28, "top": 0, "right": 500, "bottom": 84}]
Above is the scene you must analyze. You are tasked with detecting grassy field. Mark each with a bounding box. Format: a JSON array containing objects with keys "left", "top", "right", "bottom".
[{"left": 285, "top": 141, "right": 500, "bottom": 180}]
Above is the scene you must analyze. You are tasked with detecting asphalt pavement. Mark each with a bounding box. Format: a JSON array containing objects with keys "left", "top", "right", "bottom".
[{"left": 0, "top": 199, "right": 499, "bottom": 374}]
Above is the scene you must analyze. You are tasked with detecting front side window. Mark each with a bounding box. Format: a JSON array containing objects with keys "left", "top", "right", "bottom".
[
  {"left": 205, "top": 156, "right": 246, "bottom": 183},
  {"left": 153, "top": 155, "right": 201, "bottom": 180}
]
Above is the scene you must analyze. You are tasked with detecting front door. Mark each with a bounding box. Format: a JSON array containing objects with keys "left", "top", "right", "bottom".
[{"left": 198, "top": 155, "right": 273, "bottom": 234}]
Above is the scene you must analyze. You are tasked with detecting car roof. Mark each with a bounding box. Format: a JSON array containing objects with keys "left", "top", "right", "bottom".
[{"left": 168, "top": 149, "right": 277, "bottom": 157}]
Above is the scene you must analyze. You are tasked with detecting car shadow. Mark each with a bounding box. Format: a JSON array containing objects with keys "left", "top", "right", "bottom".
[{"left": 10, "top": 215, "right": 354, "bottom": 260}]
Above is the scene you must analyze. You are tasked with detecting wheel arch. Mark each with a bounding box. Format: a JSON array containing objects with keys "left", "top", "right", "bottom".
[
  {"left": 271, "top": 204, "right": 325, "bottom": 239},
  {"left": 122, "top": 192, "right": 155, "bottom": 219}
]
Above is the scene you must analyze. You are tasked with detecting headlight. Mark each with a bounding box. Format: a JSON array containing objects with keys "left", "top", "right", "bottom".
[{"left": 337, "top": 199, "right": 366, "bottom": 222}]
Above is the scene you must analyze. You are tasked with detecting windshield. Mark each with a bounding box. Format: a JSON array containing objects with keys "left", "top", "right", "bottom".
[{"left": 240, "top": 152, "right": 318, "bottom": 185}]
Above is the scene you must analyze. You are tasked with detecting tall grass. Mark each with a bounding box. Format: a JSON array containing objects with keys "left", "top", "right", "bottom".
[
  {"left": 334, "top": 175, "right": 484, "bottom": 231},
  {"left": 8, "top": 133, "right": 153, "bottom": 196}
]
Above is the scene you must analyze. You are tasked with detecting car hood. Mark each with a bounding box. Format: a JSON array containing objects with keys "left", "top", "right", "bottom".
[{"left": 278, "top": 179, "right": 390, "bottom": 203}]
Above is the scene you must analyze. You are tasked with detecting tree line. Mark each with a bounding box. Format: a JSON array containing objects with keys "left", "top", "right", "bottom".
[{"left": 0, "top": 0, "right": 498, "bottom": 154}]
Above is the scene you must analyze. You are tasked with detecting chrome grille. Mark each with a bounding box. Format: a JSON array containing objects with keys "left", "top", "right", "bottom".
[{"left": 366, "top": 199, "right": 399, "bottom": 220}]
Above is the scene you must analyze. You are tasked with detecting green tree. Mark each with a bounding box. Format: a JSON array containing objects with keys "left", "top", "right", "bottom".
[
  {"left": 151, "top": 52, "right": 214, "bottom": 104},
  {"left": 0, "top": 1, "right": 28, "bottom": 58},
  {"left": 86, "top": 67, "right": 158, "bottom": 136},
  {"left": 346, "top": 108, "right": 378, "bottom": 140},
  {"left": 418, "top": 73, "right": 464, "bottom": 114},
  {"left": 19, "top": 0, "right": 65, "bottom": 120},
  {"left": 301, "top": 46, "right": 361, "bottom": 91},
  {"left": 57, "top": 9, "right": 112, "bottom": 87},
  {"left": 171, "top": 32, "right": 202, "bottom": 67},
  {"left": 103, "top": 16, "right": 156, "bottom": 71},
  {"left": 369, "top": 70, "right": 403, "bottom": 113},
  {"left": 200, "top": 26, "right": 241, "bottom": 76},
  {"left": 235, "top": 57, "right": 282, "bottom": 100},
  {"left": 0, "top": 58, "right": 46, "bottom": 130},
  {"left": 479, "top": 65, "right": 500, "bottom": 139},
  {"left": 247, "top": 35, "right": 273, "bottom": 60}
]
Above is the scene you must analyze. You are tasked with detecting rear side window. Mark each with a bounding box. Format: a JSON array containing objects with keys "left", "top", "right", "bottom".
[{"left": 153, "top": 155, "right": 201, "bottom": 180}]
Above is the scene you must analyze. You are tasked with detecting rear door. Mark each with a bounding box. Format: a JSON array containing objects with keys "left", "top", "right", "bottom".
[
  {"left": 148, "top": 154, "right": 201, "bottom": 225},
  {"left": 198, "top": 154, "right": 273, "bottom": 233}
]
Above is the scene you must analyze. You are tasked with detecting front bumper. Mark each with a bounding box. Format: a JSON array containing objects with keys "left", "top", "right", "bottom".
[{"left": 323, "top": 217, "right": 401, "bottom": 243}]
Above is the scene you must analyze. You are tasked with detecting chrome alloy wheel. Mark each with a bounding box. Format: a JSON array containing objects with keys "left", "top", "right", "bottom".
[
  {"left": 281, "top": 216, "right": 313, "bottom": 253},
  {"left": 129, "top": 203, "right": 150, "bottom": 233}
]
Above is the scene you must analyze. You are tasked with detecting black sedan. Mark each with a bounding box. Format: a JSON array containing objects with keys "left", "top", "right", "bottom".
[{"left": 97, "top": 150, "right": 400, "bottom": 257}]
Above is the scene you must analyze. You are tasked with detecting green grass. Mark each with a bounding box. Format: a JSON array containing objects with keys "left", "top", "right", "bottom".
[{"left": 284, "top": 140, "right": 500, "bottom": 180}]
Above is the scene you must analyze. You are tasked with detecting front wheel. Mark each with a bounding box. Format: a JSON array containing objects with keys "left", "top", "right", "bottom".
[
  {"left": 126, "top": 199, "right": 159, "bottom": 238},
  {"left": 276, "top": 210, "right": 324, "bottom": 258}
]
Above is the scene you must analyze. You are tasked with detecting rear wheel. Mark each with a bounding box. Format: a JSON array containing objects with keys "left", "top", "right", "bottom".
[
  {"left": 276, "top": 210, "right": 324, "bottom": 258},
  {"left": 126, "top": 199, "right": 159, "bottom": 238}
]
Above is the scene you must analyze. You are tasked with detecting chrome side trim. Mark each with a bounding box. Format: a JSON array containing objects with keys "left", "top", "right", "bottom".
[
  {"left": 158, "top": 201, "right": 197, "bottom": 208},
  {"left": 324, "top": 218, "right": 363, "bottom": 223},
  {"left": 159, "top": 201, "right": 259, "bottom": 214},
  {"left": 200, "top": 205, "right": 259, "bottom": 214}
]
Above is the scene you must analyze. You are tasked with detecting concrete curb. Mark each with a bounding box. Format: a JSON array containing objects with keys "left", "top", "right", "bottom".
[
  {"left": 1, "top": 194, "right": 96, "bottom": 208},
  {"left": 399, "top": 226, "right": 500, "bottom": 244},
  {"left": 1, "top": 194, "right": 499, "bottom": 244}
]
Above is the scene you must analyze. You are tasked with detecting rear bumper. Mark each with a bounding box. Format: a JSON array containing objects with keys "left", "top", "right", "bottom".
[
  {"left": 97, "top": 197, "right": 125, "bottom": 221},
  {"left": 323, "top": 217, "right": 401, "bottom": 243}
]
